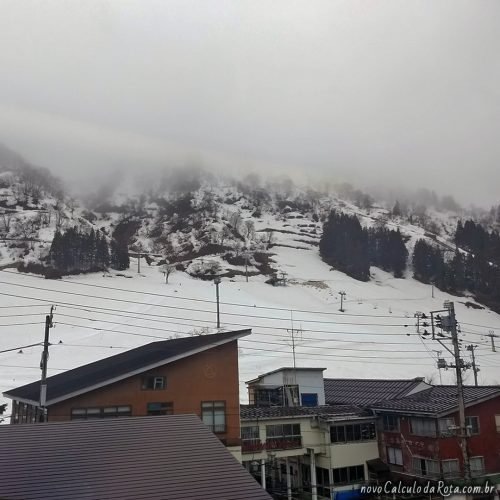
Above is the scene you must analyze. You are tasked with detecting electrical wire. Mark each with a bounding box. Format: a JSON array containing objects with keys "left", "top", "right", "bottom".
[
  {"left": 0, "top": 270, "right": 414, "bottom": 319},
  {"left": 0, "top": 342, "right": 42, "bottom": 354}
]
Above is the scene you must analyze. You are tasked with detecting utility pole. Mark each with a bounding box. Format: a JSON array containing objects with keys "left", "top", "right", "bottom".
[
  {"left": 137, "top": 250, "right": 141, "bottom": 274},
  {"left": 244, "top": 251, "right": 249, "bottom": 283},
  {"left": 214, "top": 277, "right": 221, "bottom": 329},
  {"left": 466, "top": 345, "right": 479, "bottom": 387},
  {"left": 338, "top": 291, "right": 346, "bottom": 312},
  {"left": 40, "top": 305, "right": 55, "bottom": 422},
  {"left": 287, "top": 311, "right": 300, "bottom": 372},
  {"left": 421, "top": 301, "right": 470, "bottom": 482},
  {"left": 445, "top": 301, "right": 471, "bottom": 482}
]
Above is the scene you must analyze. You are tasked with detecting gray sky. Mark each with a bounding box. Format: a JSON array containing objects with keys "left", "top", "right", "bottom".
[{"left": 1, "top": 0, "right": 499, "bottom": 204}]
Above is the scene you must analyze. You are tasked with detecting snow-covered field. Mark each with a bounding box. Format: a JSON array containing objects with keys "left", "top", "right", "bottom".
[{"left": 1, "top": 245, "right": 499, "bottom": 418}]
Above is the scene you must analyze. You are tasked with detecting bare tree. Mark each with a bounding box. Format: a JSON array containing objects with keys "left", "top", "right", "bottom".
[
  {"left": 229, "top": 210, "right": 242, "bottom": 232},
  {"left": 242, "top": 220, "right": 255, "bottom": 240},
  {"left": 218, "top": 225, "right": 232, "bottom": 246},
  {"left": 159, "top": 262, "right": 176, "bottom": 284},
  {"left": 0, "top": 211, "right": 15, "bottom": 234},
  {"left": 266, "top": 230, "right": 275, "bottom": 249},
  {"left": 54, "top": 199, "right": 66, "bottom": 230}
]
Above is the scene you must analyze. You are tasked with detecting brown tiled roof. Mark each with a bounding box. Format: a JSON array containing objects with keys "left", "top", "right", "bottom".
[
  {"left": 371, "top": 385, "right": 500, "bottom": 416},
  {"left": 324, "top": 377, "right": 427, "bottom": 406},
  {"left": 0, "top": 414, "right": 272, "bottom": 500},
  {"left": 240, "top": 404, "right": 368, "bottom": 420},
  {"left": 4, "top": 329, "right": 250, "bottom": 406}
]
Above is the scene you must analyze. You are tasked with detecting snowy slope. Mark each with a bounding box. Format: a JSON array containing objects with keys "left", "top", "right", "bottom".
[
  {"left": 1, "top": 249, "right": 499, "bottom": 418},
  {"left": 1, "top": 170, "right": 499, "bottom": 420}
]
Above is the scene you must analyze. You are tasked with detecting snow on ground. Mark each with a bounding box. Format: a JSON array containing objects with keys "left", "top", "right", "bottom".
[{"left": 1, "top": 245, "right": 500, "bottom": 418}]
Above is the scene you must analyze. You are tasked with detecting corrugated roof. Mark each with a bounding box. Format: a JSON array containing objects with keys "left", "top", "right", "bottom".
[
  {"left": 324, "top": 377, "right": 428, "bottom": 406},
  {"left": 240, "top": 404, "right": 368, "bottom": 420},
  {"left": 4, "top": 329, "right": 250, "bottom": 406},
  {"left": 371, "top": 385, "right": 500, "bottom": 416},
  {"left": 0, "top": 414, "right": 272, "bottom": 500}
]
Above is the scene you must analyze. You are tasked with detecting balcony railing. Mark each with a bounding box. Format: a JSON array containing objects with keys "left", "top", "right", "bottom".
[
  {"left": 266, "top": 436, "right": 302, "bottom": 451},
  {"left": 242, "top": 436, "right": 303, "bottom": 453}
]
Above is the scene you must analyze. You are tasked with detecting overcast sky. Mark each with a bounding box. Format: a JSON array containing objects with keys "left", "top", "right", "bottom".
[{"left": 1, "top": 0, "right": 499, "bottom": 204}]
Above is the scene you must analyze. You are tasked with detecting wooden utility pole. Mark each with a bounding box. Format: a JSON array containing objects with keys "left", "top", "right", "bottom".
[
  {"left": 214, "top": 277, "right": 221, "bottom": 328},
  {"left": 446, "top": 301, "right": 471, "bottom": 482},
  {"left": 40, "top": 305, "right": 55, "bottom": 421},
  {"left": 422, "top": 301, "right": 470, "bottom": 482}
]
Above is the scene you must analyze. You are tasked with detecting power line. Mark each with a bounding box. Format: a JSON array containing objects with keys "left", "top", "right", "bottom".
[
  {"left": 0, "top": 270, "right": 412, "bottom": 318},
  {"left": 0, "top": 322, "right": 44, "bottom": 327},
  {"left": 56, "top": 314, "right": 434, "bottom": 354},
  {"left": 0, "top": 342, "right": 42, "bottom": 354},
  {"left": 0, "top": 290, "right": 490, "bottom": 348},
  {"left": 0, "top": 279, "right": 413, "bottom": 326}
]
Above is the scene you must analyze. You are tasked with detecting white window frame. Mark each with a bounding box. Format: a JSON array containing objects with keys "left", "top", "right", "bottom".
[
  {"left": 470, "top": 456, "right": 484, "bottom": 477},
  {"left": 387, "top": 446, "right": 403, "bottom": 466},
  {"left": 438, "top": 417, "right": 456, "bottom": 436},
  {"left": 465, "top": 416, "right": 480, "bottom": 436},
  {"left": 442, "top": 459, "right": 459, "bottom": 478}
]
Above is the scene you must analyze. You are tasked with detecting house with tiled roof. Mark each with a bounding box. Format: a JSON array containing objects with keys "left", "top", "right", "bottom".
[
  {"left": 324, "top": 377, "right": 431, "bottom": 406},
  {"left": 242, "top": 366, "right": 500, "bottom": 499},
  {"left": 0, "top": 414, "right": 271, "bottom": 500},
  {"left": 371, "top": 385, "right": 500, "bottom": 483},
  {"left": 242, "top": 367, "right": 381, "bottom": 500},
  {"left": 3, "top": 329, "right": 251, "bottom": 458}
]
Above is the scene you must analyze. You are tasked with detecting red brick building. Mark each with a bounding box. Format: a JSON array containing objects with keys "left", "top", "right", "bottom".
[
  {"left": 3, "top": 329, "right": 250, "bottom": 451},
  {"left": 372, "top": 385, "right": 500, "bottom": 481}
]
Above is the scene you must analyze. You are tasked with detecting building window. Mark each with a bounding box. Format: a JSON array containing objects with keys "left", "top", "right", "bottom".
[
  {"left": 147, "top": 402, "right": 173, "bottom": 415},
  {"left": 470, "top": 456, "right": 484, "bottom": 477},
  {"left": 412, "top": 457, "right": 440, "bottom": 478},
  {"left": 495, "top": 415, "right": 500, "bottom": 433},
  {"left": 241, "top": 426, "right": 261, "bottom": 452},
  {"left": 141, "top": 375, "right": 166, "bottom": 390},
  {"left": 333, "top": 465, "right": 365, "bottom": 485},
  {"left": 301, "top": 393, "right": 318, "bottom": 406},
  {"left": 442, "top": 459, "right": 459, "bottom": 478},
  {"left": 410, "top": 418, "right": 436, "bottom": 437},
  {"left": 201, "top": 401, "right": 226, "bottom": 433},
  {"left": 465, "top": 416, "right": 480, "bottom": 435},
  {"left": 438, "top": 417, "right": 456, "bottom": 436},
  {"left": 266, "top": 423, "right": 302, "bottom": 450},
  {"left": 71, "top": 406, "right": 132, "bottom": 419},
  {"left": 387, "top": 447, "right": 403, "bottom": 466},
  {"left": 382, "top": 415, "right": 399, "bottom": 432},
  {"left": 330, "top": 422, "right": 376, "bottom": 443}
]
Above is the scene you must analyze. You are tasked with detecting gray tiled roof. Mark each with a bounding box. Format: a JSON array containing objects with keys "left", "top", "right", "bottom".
[
  {"left": 371, "top": 385, "right": 500, "bottom": 416},
  {"left": 240, "top": 404, "right": 368, "bottom": 420},
  {"left": 0, "top": 414, "right": 272, "bottom": 500},
  {"left": 324, "top": 377, "right": 427, "bottom": 406},
  {"left": 4, "top": 329, "right": 250, "bottom": 405}
]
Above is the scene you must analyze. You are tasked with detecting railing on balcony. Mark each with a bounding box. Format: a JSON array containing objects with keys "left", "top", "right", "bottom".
[
  {"left": 242, "top": 439, "right": 263, "bottom": 453},
  {"left": 241, "top": 436, "right": 303, "bottom": 453},
  {"left": 266, "top": 436, "right": 302, "bottom": 451}
]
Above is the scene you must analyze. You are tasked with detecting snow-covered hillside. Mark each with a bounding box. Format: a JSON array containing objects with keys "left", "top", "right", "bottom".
[
  {"left": 1, "top": 160, "right": 499, "bottom": 420},
  {"left": 1, "top": 249, "right": 499, "bottom": 418}
]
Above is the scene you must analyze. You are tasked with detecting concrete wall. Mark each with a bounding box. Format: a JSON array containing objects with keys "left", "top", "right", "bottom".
[{"left": 255, "top": 369, "right": 326, "bottom": 405}]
